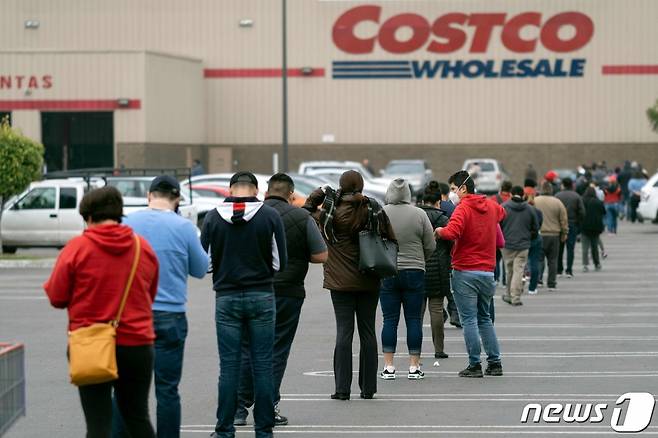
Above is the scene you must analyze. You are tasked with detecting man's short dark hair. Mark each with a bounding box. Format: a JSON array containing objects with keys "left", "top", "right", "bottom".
[
  {"left": 524, "top": 178, "right": 537, "bottom": 188},
  {"left": 448, "top": 170, "right": 475, "bottom": 194},
  {"left": 268, "top": 173, "right": 295, "bottom": 196},
  {"left": 422, "top": 181, "right": 441, "bottom": 204},
  {"left": 511, "top": 186, "right": 525, "bottom": 197},
  {"left": 501, "top": 181, "right": 513, "bottom": 193},
  {"left": 562, "top": 177, "right": 573, "bottom": 189},
  {"left": 79, "top": 187, "right": 123, "bottom": 223},
  {"left": 150, "top": 190, "right": 179, "bottom": 202},
  {"left": 437, "top": 182, "right": 450, "bottom": 196}
]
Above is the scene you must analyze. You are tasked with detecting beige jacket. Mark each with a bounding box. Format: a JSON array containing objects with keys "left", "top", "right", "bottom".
[{"left": 534, "top": 195, "right": 569, "bottom": 237}]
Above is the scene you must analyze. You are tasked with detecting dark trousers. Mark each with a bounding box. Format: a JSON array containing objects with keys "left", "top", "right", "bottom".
[
  {"left": 330, "top": 290, "right": 379, "bottom": 397},
  {"left": 446, "top": 290, "right": 459, "bottom": 324},
  {"left": 528, "top": 236, "right": 543, "bottom": 291},
  {"left": 541, "top": 235, "right": 560, "bottom": 288},
  {"left": 237, "top": 296, "right": 304, "bottom": 418},
  {"left": 78, "top": 345, "right": 155, "bottom": 438},
  {"left": 629, "top": 194, "right": 641, "bottom": 223},
  {"left": 215, "top": 291, "right": 275, "bottom": 438},
  {"left": 581, "top": 233, "right": 601, "bottom": 267},
  {"left": 112, "top": 312, "right": 188, "bottom": 438},
  {"left": 558, "top": 224, "right": 579, "bottom": 275}
]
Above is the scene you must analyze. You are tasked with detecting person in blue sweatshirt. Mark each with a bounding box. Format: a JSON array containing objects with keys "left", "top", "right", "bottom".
[
  {"left": 120, "top": 175, "right": 209, "bottom": 438},
  {"left": 201, "top": 171, "right": 287, "bottom": 438}
]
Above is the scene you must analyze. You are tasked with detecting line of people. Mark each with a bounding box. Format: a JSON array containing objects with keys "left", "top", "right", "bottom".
[{"left": 45, "top": 168, "right": 512, "bottom": 438}]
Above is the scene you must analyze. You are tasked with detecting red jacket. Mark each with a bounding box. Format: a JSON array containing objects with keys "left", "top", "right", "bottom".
[
  {"left": 440, "top": 195, "right": 506, "bottom": 272},
  {"left": 44, "top": 224, "right": 159, "bottom": 346}
]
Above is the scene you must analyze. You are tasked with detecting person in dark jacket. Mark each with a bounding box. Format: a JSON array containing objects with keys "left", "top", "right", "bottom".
[
  {"left": 581, "top": 187, "right": 606, "bottom": 272},
  {"left": 303, "top": 170, "right": 395, "bottom": 400},
  {"left": 500, "top": 186, "right": 538, "bottom": 306},
  {"left": 201, "top": 171, "right": 288, "bottom": 438},
  {"left": 555, "top": 177, "right": 585, "bottom": 278},
  {"left": 525, "top": 192, "right": 544, "bottom": 295},
  {"left": 235, "top": 174, "right": 328, "bottom": 426},
  {"left": 418, "top": 187, "right": 452, "bottom": 359}
]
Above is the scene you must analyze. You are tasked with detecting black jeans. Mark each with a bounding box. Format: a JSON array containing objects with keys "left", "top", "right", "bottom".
[
  {"left": 330, "top": 290, "right": 379, "bottom": 397},
  {"left": 78, "top": 345, "right": 155, "bottom": 438},
  {"left": 558, "top": 224, "right": 579, "bottom": 275},
  {"left": 541, "top": 235, "right": 560, "bottom": 288},
  {"left": 237, "top": 296, "right": 304, "bottom": 418}
]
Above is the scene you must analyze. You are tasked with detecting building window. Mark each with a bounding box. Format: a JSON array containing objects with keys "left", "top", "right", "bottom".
[{"left": 0, "top": 111, "right": 11, "bottom": 126}]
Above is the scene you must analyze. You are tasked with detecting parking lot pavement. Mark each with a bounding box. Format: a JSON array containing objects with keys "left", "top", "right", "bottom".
[{"left": 2, "top": 222, "right": 658, "bottom": 437}]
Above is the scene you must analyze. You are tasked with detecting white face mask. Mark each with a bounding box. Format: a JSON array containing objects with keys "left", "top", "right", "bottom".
[{"left": 449, "top": 191, "right": 460, "bottom": 205}]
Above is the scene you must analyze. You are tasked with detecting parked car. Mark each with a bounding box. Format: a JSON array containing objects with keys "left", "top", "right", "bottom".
[
  {"left": 186, "top": 173, "right": 308, "bottom": 208},
  {"left": 1, "top": 177, "right": 198, "bottom": 253},
  {"left": 638, "top": 172, "right": 658, "bottom": 223},
  {"left": 298, "top": 161, "right": 389, "bottom": 197},
  {"left": 380, "top": 159, "right": 432, "bottom": 194},
  {"left": 462, "top": 159, "right": 510, "bottom": 195}
]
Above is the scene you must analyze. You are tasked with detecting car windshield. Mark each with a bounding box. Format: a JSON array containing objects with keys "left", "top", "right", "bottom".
[
  {"left": 107, "top": 178, "right": 192, "bottom": 204},
  {"left": 384, "top": 163, "right": 423, "bottom": 174},
  {"left": 467, "top": 162, "right": 495, "bottom": 172}
]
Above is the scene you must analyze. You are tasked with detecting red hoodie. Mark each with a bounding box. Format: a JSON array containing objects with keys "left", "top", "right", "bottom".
[
  {"left": 440, "top": 195, "right": 506, "bottom": 272},
  {"left": 44, "top": 224, "right": 159, "bottom": 346}
]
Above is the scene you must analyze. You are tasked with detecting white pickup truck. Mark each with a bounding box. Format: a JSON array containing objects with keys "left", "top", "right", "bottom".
[{"left": 1, "top": 178, "right": 198, "bottom": 253}]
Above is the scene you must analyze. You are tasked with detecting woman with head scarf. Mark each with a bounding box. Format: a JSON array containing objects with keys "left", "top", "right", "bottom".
[{"left": 303, "top": 170, "right": 395, "bottom": 400}]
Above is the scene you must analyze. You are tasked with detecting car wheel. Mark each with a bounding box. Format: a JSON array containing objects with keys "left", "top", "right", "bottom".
[{"left": 2, "top": 245, "right": 17, "bottom": 254}]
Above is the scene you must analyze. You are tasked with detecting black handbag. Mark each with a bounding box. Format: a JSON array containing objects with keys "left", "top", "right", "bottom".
[{"left": 358, "top": 200, "right": 398, "bottom": 278}]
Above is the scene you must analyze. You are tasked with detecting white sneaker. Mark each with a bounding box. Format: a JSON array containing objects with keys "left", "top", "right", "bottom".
[
  {"left": 528, "top": 289, "right": 537, "bottom": 295},
  {"left": 380, "top": 366, "right": 396, "bottom": 380},
  {"left": 408, "top": 367, "right": 425, "bottom": 380}
]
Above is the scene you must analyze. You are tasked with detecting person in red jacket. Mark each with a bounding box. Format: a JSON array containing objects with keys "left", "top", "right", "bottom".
[
  {"left": 44, "top": 186, "right": 159, "bottom": 438},
  {"left": 435, "top": 171, "right": 506, "bottom": 378}
]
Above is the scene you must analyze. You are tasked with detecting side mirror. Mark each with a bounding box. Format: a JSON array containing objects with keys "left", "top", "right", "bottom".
[{"left": 11, "top": 203, "right": 20, "bottom": 210}]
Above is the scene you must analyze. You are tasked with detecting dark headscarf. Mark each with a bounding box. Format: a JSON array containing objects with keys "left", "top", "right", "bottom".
[{"left": 583, "top": 186, "right": 597, "bottom": 198}]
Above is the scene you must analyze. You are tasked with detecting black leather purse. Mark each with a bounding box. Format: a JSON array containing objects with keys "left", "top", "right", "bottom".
[{"left": 358, "top": 200, "right": 398, "bottom": 278}]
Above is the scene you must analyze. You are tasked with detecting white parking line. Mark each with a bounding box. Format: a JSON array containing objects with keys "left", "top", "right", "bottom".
[{"left": 303, "top": 370, "right": 658, "bottom": 378}]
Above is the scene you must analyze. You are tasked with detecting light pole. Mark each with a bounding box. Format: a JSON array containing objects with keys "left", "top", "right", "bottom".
[{"left": 281, "top": 0, "right": 289, "bottom": 172}]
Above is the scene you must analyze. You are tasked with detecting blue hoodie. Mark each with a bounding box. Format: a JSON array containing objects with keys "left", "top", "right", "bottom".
[{"left": 201, "top": 197, "right": 288, "bottom": 295}]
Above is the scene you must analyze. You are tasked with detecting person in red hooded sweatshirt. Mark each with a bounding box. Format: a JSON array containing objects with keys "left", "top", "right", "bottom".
[
  {"left": 44, "top": 186, "right": 159, "bottom": 438},
  {"left": 435, "top": 170, "right": 506, "bottom": 378}
]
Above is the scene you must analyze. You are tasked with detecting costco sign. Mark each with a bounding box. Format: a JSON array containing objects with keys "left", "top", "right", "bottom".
[{"left": 331, "top": 5, "right": 594, "bottom": 79}]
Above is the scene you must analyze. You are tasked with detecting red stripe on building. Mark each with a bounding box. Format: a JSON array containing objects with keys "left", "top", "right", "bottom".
[
  {"left": 204, "top": 68, "right": 325, "bottom": 78},
  {"left": 602, "top": 65, "right": 658, "bottom": 75},
  {"left": 0, "top": 99, "right": 141, "bottom": 110}
]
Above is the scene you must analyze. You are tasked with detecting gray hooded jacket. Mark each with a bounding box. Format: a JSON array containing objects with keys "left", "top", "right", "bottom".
[
  {"left": 501, "top": 197, "right": 539, "bottom": 251},
  {"left": 383, "top": 179, "right": 436, "bottom": 271}
]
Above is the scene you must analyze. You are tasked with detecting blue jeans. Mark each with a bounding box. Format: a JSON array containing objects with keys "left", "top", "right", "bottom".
[
  {"left": 111, "top": 312, "right": 187, "bottom": 438},
  {"left": 380, "top": 269, "right": 425, "bottom": 355},
  {"left": 215, "top": 291, "right": 275, "bottom": 438},
  {"left": 237, "top": 296, "right": 304, "bottom": 418},
  {"left": 605, "top": 204, "right": 618, "bottom": 233},
  {"left": 451, "top": 270, "right": 501, "bottom": 367},
  {"left": 528, "top": 236, "right": 543, "bottom": 291}
]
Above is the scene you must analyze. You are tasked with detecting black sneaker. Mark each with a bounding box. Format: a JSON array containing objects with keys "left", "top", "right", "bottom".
[
  {"left": 233, "top": 416, "right": 247, "bottom": 426},
  {"left": 485, "top": 362, "right": 503, "bottom": 376},
  {"left": 360, "top": 392, "right": 374, "bottom": 399},
  {"left": 459, "top": 363, "right": 483, "bottom": 378},
  {"left": 435, "top": 352, "right": 449, "bottom": 359},
  {"left": 408, "top": 368, "right": 425, "bottom": 380},
  {"left": 330, "top": 392, "right": 350, "bottom": 400},
  {"left": 274, "top": 405, "right": 288, "bottom": 426}
]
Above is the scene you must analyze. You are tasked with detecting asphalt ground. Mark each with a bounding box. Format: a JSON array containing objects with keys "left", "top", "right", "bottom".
[{"left": 1, "top": 221, "right": 657, "bottom": 437}]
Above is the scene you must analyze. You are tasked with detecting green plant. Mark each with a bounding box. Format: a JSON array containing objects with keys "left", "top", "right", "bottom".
[
  {"left": 648, "top": 99, "right": 658, "bottom": 133},
  {"left": 0, "top": 116, "right": 44, "bottom": 247}
]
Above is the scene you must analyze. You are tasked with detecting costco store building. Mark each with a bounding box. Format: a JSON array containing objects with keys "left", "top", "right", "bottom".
[{"left": 1, "top": 0, "right": 657, "bottom": 180}]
